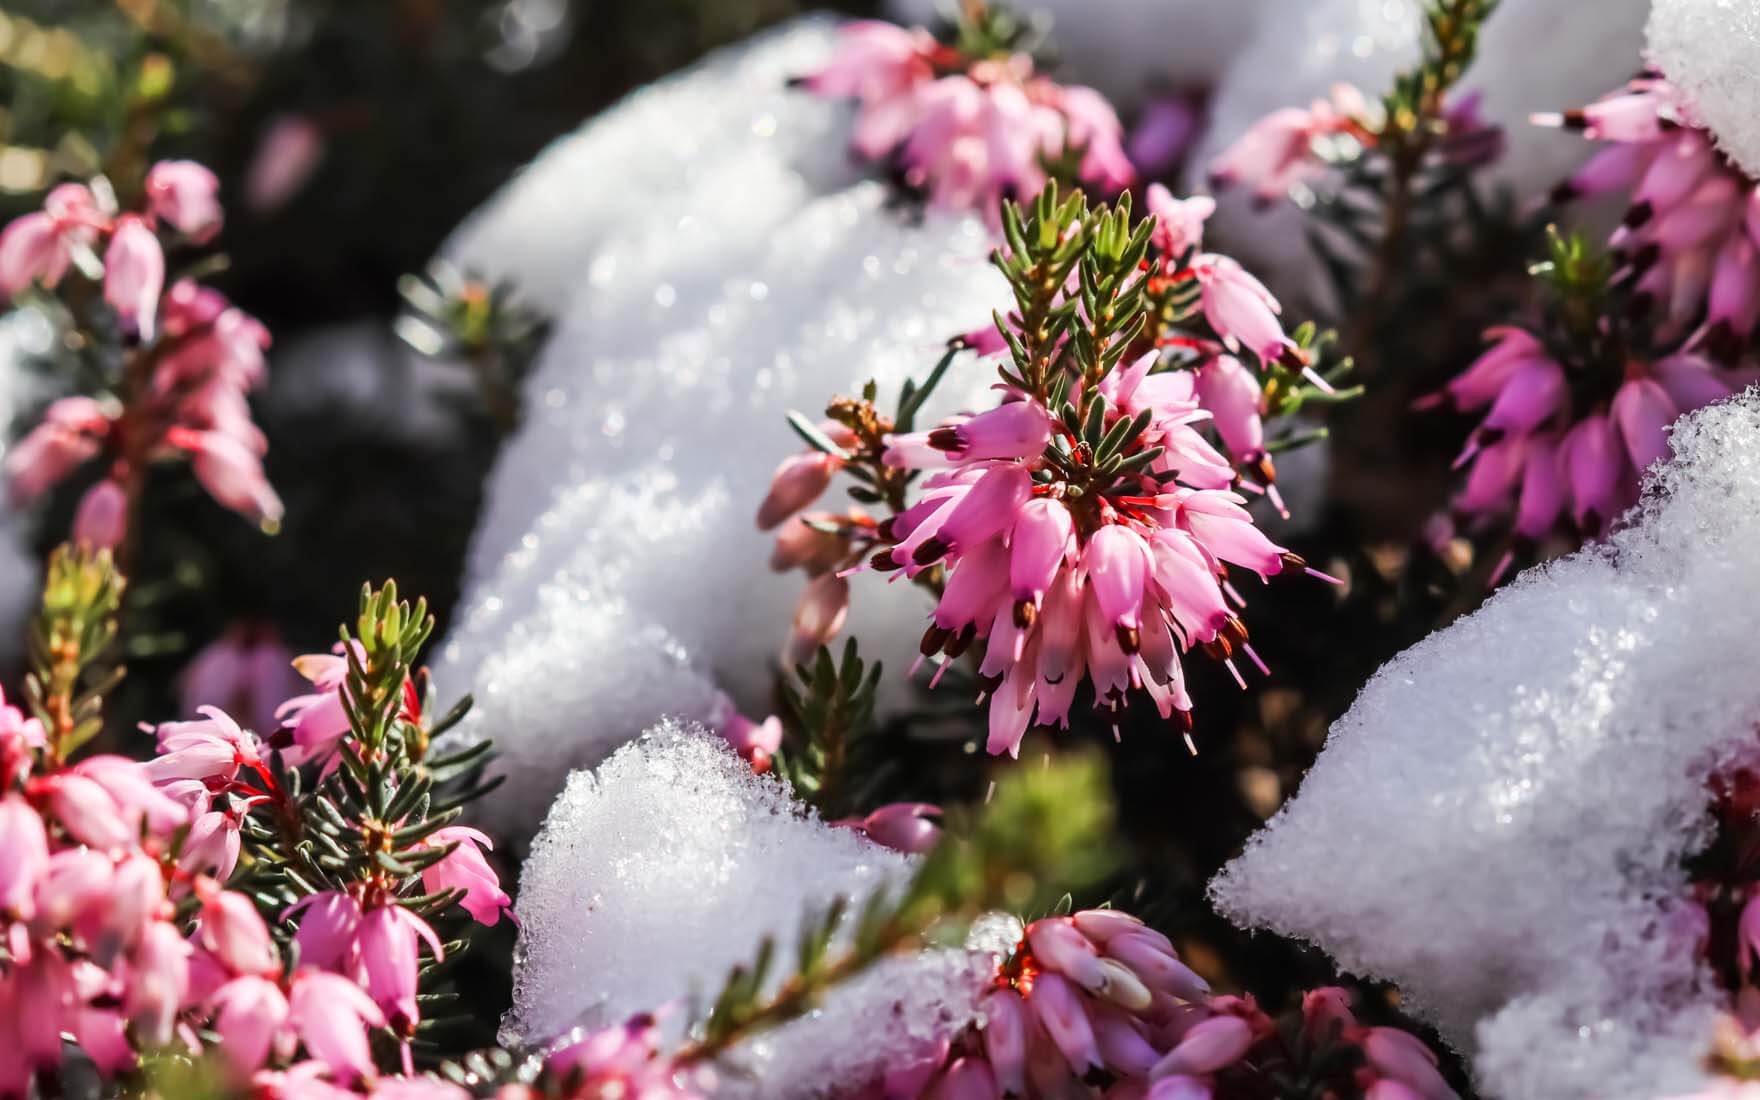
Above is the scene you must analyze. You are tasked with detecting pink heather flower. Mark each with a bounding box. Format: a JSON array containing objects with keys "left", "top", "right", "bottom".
[
  {"left": 1145, "top": 184, "right": 1214, "bottom": 260},
  {"left": 1056, "top": 83, "right": 1136, "bottom": 194},
  {"left": 1361, "top": 1028, "right": 1457, "bottom": 1100},
  {"left": 165, "top": 426, "right": 284, "bottom": 527},
  {"left": 125, "top": 920, "right": 192, "bottom": 1046},
  {"left": 246, "top": 115, "right": 327, "bottom": 214},
  {"left": 1192, "top": 355, "right": 1264, "bottom": 461},
  {"left": 211, "top": 974, "right": 291, "bottom": 1074},
  {"left": 1610, "top": 376, "right": 1678, "bottom": 472},
  {"left": 287, "top": 969, "right": 387, "bottom": 1082},
  {"left": 0, "top": 183, "right": 105, "bottom": 296},
  {"left": 1193, "top": 255, "right": 1297, "bottom": 368},
  {"left": 788, "top": 571, "right": 850, "bottom": 665},
  {"left": 197, "top": 878, "right": 280, "bottom": 978},
  {"left": 103, "top": 214, "right": 166, "bottom": 340},
  {"left": 286, "top": 890, "right": 364, "bottom": 973},
  {"left": 420, "top": 826, "right": 513, "bottom": 927},
  {"left": 1559, "top": 413, "right": 1626, "bottom": 534},
  {"left": 147, "top": 705, "right": 261, "bottom": 785},
  {"left": 181, "top": 625, "right": 303, "bottom": 738},
  {"left": 180, "top": 804, "right": 246, "bottom": 882},
  {"left": 5, "top": 395, "right": 115, "bottom": 503},
  {"left": 0, "top": 794, "right": 48, "bottom": 917},
  {"left": 356, "top": 904, "right": 444, "bottom": 1033},
  {"left": 717, "top": 707, "right": 784, "bottom": 773},
  {"left": 278, "top": 646, "right": 355, "bottom": 764},
  {"left": 144, "top": 160, "right": 223, "bottom": 243},
  {"left": 769, "top": 511, "right": 856, "bottom": 575},
  {"left": 72, "top": 477, "right": 128, "bottom": 549}
]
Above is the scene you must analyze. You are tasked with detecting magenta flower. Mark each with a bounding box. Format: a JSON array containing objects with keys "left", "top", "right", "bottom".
[
  {"left": 1209, "top": 85, "right": 1371, "bottom": 205},
  {"left": 0, "top": 183, "right": 105, "bottom": 297},
  {"left": 1146, "top": 184, "right": 1215, "bottom": 261},
  {"left": 801, "top": 21, "right": 934, "bottom": 159},
  {"left": 144, "top": 160, "right": 223, "bottom": 243},
  {"left": 0, "top": 794, "right": 48, "bottom": 918},
  {"left": 197, "top": 876, "right": 281, "bottom": 978},
  {"left": 181, "top": 624, "right": 303, "bottom": 738},
  {"left": 419, "top": 826, "right": 513, "bottom": 927},
  {"left": 788, "top": 571, "right": 850, "bottom": 665},
  {"left": 715, "top": 705, "right": 784, "bottom": 773},
  {"left": 286, "top": 890, "right": 364, "bottom": 973},
  {"left": 544, "top": 1013, "right": 705, "bottom": 1099},
  {"left": 165, "top": 426, "right": 284, "bottom": 527},
  {"left": 287, "top": 970, "right": 387, "bottom": 1083},
  {"left": 277, "top": 647, "right": 355, "bottom": 765},
  {"left": 5, "top": 396, "right": 115, "bottom": 504},
  {"left": 103, "top": 214, "right": 166, "bottom": 340},
  {"left": 72, "top": 478, "right": 128, "bottom": 549}
]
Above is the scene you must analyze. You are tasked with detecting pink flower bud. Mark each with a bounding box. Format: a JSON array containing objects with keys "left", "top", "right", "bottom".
[
  {"left": 1085, "top": 525, "right": 1151, "bottom": 632},
  {"left": 246, "top": 115, "right": 327, "bottom": 214},
  {"left": 0, "top": 213, "right": 68, "bottom": 296},
  {"left": 1514, "top": 433, "right": 1565, "bottom": 541},
  {"left": 0, "top": 795, "right": 47, "bottom": 917},
  {"left": 144, "top": 160, "right": 223, "bottom": 243},
  {"left": 210, "top": 974, "right": 289, "bottom": 1074},
  {"left": 1147, "top": 1075, "right": 1214, "bottom": 1100},
  {"left": 861, "top": 802, "right": 942, "bottom": 854},
  {"left": 980, "top": 988, "right": 1027, "bottom": 1097},
  {"left": 126, "top": 920, "right": 191, "bottom": 1046},
  {"left": 757, "top": 451, "right": 840, "bottom": 530},
  {"left": 421, "top": 826, "right": 513, "bottom": 927},
  {"left": 1197, "top": 255, "right": 1290, "bottom": 364},
  {"left": 1301, "top": 986, "right": 1358, "bottom": 1040},
  {"left": 165, "top": 427, "right": 284, "bottom": 526},
  {"left": 358, "top": 904, "right": 443, "bottom": 1032},
  {"left": 198, "top": 879, "right": 280, "bottom": 977},
  {"left": 73, "top": 478, "right": 128, "bottom": 549},
  {"left": 104, "top": 215, "right": 165, "bottom": 340},
  {"left": 1195, "top": 356, "right": 1265, "bottom": 459},
  {"left": 1481, "top": 358, "right": 1566, "bottom": 436},
  {"left": 1151, "top": 1014, "right": 1253, "bottom": 1077},
  {"left": 1030, "top": 972, "right": 1103, "bottom": 1075},
  {"left": 1105, "top": 930, "right": 1209, "bottom": 1002},
  {"left": 1094, "top": 1009, "right": 1161, "bottom": 1075},
  {"left": 1362, "top": 1028, "right": 1455, "bottom": 1100},
  {"left": 1560, "top": 414, "right": 1626, "bottom": 532},
  {"left": 788, "top": 573, "right": 850, "bottom": 665}
]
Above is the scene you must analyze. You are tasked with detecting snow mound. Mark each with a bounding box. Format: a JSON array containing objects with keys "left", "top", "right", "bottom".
[
  {"left": 1647, "top": 0, "right": 1760, "bottom": 179},
  {"left": 507, "top": 723, "right": 1010, "bottom": 1098},
  {"left": 1212, "top": 392, "right": 1760, "bottom": 1100}
]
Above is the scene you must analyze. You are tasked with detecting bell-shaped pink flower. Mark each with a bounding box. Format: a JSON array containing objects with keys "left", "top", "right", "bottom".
[
  {"left": 1195, "top": 255, "right": 1292, "bottom": 365},
  {"left": 1031, "top": 972, "right": 1103, "bottom": 1076},
  {"left": 285, "top": 889, "right": 363, "bottom": 973},
  {"left": 246, "top": 115, "right": 327, "bottom": 214},
  {"left": 1559, "top": 414, "right": 1626, "bottom": 532},
  {"left": 104, "top": 215, "right": 166, "bottom": 340},
  {"left": 165, "top": 426, "right": 283, "bottom": 526},
  {"left": 72, "top": 477, "right": 128, "bottom": 549},
  {"left": 1362, "top": 1028, "right": 1456, "bottom": 1100},
  {"left": 210, "top": 974, "right": 290, "bottom": 1074},
  {"left": 1610, "top": 376, "right": 1678, "bottom": 473},
  {"left": 0, "top": 795, "right": 48, "bottom": 918},
  {"left": 197, "top": 878, "right": 280, "bottom": 977},
  {"left": 1209, "top": 106, "right": 1323, "bottom": 202},
  {"left": 288, "top": 969, "right": 387, "bottom": 1082},
  {"left": 1194, "top": 355, "right": 1264, "bottom": 459},
  {"left": 717, "top": 708, "right": 783, "bottom": 773},
  {"left": 126, "top": 920, "right": 192, "bottom": 1046},
  {"left": 1146, "top": 184, "right": 1214, "bottom": 259},
  {"left": 928, "top": 1056, "right": 999, "bottom": 1100},
  {"left": 421, "top": 826, "right": 513, "bottom": 927},
  {"left": 930, "top": 401, "right": 1051, "bottom": 462},
  {"left": 357, "top": 903, "right": 443, "bottom": 1032},
  {"left": 5, "top": 396, "right": 114, "bottom": 503},
  {"left": 144, "top": 160, "right": 223, "bottom": 242}
]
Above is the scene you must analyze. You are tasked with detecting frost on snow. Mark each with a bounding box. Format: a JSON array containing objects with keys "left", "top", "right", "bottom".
[
  {"left": 1191, "top": 0, "right": 1648, "bottom": 307},
  {"left": 429, "top": 19, "right": 1009, "bottom": 843},
  {"left": 1647, "top": 0, "right": 1760, "bottom": 180},
  {"left": 1211, "top": 392, "right": 1760, "bottom": 1100},
  {"left": 506, "top": 723, "right": 1013, "bottom": 1099}
]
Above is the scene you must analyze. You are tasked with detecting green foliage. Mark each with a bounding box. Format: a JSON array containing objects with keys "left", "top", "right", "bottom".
[
  {"left": 395, "top": 262, "right": 552, "bottom": 435},
  {"left": 25, "top": 543, "right": 126, "bottom": 763},
  {"left": 681, "top": 747, "right": 1117, "bottom": 1062},
  {"left": 776, "top": 639, "right": 883, "bottom": 820}
]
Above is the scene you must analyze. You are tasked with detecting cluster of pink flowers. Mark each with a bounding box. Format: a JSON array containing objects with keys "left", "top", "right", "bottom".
[
  {"left": 520, "top": 1013, "right": 706, "bottom": 1100},
  {"left": 1433, "top": 75, "right": 1757, "bottom": 553},
  {"left": 1210, "top": 84, "right": 1501, "bottom": 208},
  {"left": 864, "top": 909, "right": 1455, "bottom": 1100},
  {"left": 800, "top": 20, "right": 1133, "bottom": 215},
  {"left": 1, "top": 160, "right": 281, "bottom": 547},
  {"left": 761, "top": 191, "right": 1333, "bottom": 755}
]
